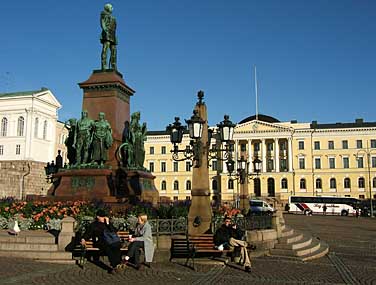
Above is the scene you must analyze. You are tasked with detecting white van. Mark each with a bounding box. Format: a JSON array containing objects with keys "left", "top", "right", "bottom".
[{"left": 249, "top": 200, "right": 275, "bottom": 214}]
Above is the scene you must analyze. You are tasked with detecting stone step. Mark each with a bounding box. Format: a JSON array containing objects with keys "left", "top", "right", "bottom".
[
  {"left": 270, "top": 239, "right": 320, "bottom": 257},
  {"left": 0, "top": 242, "right": 58, "bottom": 251},
  {"left": 278, "top": 232, "right": 303, "bottom": 244},
  {"left": 299, "top": 241, "right": 329, "bottom": 262},
  {"left": 36, "top": 259, "right": 77, "bottom": 265},
  {"left": 0, "top": 250, "right": 72, "bottom": 260},
  {"left": 280, "top": 227, "right": 294, "bottom": 237},
  {"left": 295, "top": 239, "right": 321, "bottom": 257},
  {"left": 0, "top": 230, "right": 56, "bottom": 244},
  {"left": 275, "top": 235, "right": 312, "bottom": 250}
]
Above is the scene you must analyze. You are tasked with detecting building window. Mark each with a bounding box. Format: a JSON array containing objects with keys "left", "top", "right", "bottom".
[
  {"left": 328, "top": 141, "right": 334, "bottom": 150},
  {"left": 298, "top": 141, "right": 304, "bottom": 150},
  {"left": 344, "top": 178, "right": 351, "bottom": 189},
  {"left": 281, "top": 178, "right": 288, "bottom": 189},
  {"left": 267, "top": 159, "right": 274, "bottom": 171},
  {"left": 299, "top": 157, "right": 305, "bottom": 169},
  {"left": 359, "top": 195, "right": 365, "bottom": 199},
  {"left": 16, "top": 144, "right": 21, "bottom": 155},
  {"left": 212, "top": 160, "right": 218, "bottom": 171},
  {"left": 173, "top": 196, "right": 178, "bottom": 201},
  {"left": 315, "top": 158, "right": 321, "bottom": 169},
  {"left": 149, "top": 147, "right": 154, "bottom": 154},
  {"left": 161, "top": 146, "right": 166, "bottom": 154},
  {"left": 280, "top": 159, "right": 287, "bottom": 171},
  {"left": 228, "top": 179, "right": 234, "bottom": 190},
  {"left": 34, "top": 118, "right": 39, "bottom": 138},
  {"left": 329, "top": 157, "right": 335, "bottom": 169},
  {"left": 315, "top": 178, "right": 322, "bottom": 189},
  {"left": 0, "top": 145, "right": 3, "bottom": 155},
  {"left": 186, "top": 180, "right": 191, "bottom": 190},
  {"left": 358, "top": 177, "right": 365, "bottom": 188},
  {"left": 17, "top": 116, "right": 25, "bottom": 136},
  {"left": 343, "top": 157, "right": 349, "bottom": 169},
  {"left": 186, "top": 161, "right": 192, "bottom": 172},
  {"left": 185, "top": 196, "right": 191, "bottom": 201},
  {"left": 371, "top": 139, "right": 376, "bottom": 148},
  {"left": 373, "top": 177, "right": 376, "bottom": 188},
  {"left": 161, "top": 180, "right": 166, "bottom": 191},
  {"left": 342, "top": 140, "right": 348, "bottom": 149},
  {"left": 241, "top": 144, "right": 247, "bottom": 152},
  {"left": 330, "top": 178, "right": 336, "bottom": 189},
  {"left": 1, "top": 117, "right": 8, "bottom": 137},
  {"left": 173, "top": 180, "right": 179, "bottom": 191},
  {"left": 372, "top": 157, "right": 376, "bottom": 168},
  {"left": 314, "top": 141, "right": 320, "bottom": 150},
  {"left": 161, "top": 162, "right": 166, "bottom": 172},
  {"left": 149, "top": 162, "right": 154, "bottom": 172},
  {"left": 300, "top": 178, "right": 306, "bottom": 189},
  {"left": 280, "top": 141, "right": 287, "bottom": 151},
  {"left": 173, "top": 161, "right": 179, "bottom": 172},
  {"left": 254, "top": 143, "right": 260, "bottom": 152},
  {"left": 356, "top": 140, "right": 363, "bottom": 149},
  {"left": 357, "top": 157, "right": 364, "bottom": 168},
  {"left": 43, "top": 120, "right": 48, "bottom": 140},
  {"left": 267, "top": 143, "right": 273, "bottom": 151},
  {"left": 212, "top": 179, "right": 218, "bottom": 190}
]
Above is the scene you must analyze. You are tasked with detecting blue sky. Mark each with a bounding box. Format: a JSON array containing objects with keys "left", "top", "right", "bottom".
[{"left": 0, "top": 1, "right": 375, "bottom": 131}]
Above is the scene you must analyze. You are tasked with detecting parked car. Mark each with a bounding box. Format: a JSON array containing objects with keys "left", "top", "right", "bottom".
[{"left": 249, "top": 199, "right": 275, "bottom": 215}]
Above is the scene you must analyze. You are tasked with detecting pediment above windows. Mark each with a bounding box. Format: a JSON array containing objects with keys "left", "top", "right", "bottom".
[{"left": 235, "top": 120, "right": 293, "bottom": 133}]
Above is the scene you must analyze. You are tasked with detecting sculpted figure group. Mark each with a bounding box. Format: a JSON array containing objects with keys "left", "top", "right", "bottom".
[
  {"left": 65, "top": 110, "right": 113, "bottom": 167},
  {"left": 119, "top": 111, "right": 147, "bottom": 170}
]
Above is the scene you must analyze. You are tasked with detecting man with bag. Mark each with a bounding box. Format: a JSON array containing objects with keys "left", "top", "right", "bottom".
[
  {"left": 214, "top": 217, "right": 252, "bottom": 272},
  {"left": 80, "top": 209, "right": 123, "bottom": 274}
]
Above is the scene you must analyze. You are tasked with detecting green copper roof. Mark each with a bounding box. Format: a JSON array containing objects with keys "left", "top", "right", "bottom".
[{"left": 0, "top": 88, "right": 49, "bottom": 98}]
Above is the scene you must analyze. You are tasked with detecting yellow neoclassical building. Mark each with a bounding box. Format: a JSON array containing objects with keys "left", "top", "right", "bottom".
[{"left": 144, "top": 114, "right": 376, "bottom": 203}]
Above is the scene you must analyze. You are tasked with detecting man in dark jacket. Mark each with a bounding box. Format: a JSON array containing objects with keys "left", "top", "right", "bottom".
[
  {"left": 214, "top": 217, "right": 251, "bottom": 272},
  {"left": 80, "top": 209, "right": 122, "bottom": 273}
]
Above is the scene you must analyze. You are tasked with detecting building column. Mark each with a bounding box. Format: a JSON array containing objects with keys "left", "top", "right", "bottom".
[
  {"left": 288, "top": 138, "right": 293, "bottom": 172},
  {"left": 275, "top": 138, "right": 280, "bottom": 173},
  {"left": 248, "top": 139, "right": 253, "bottom": 172},
  {"left": 262, "top": 139, "right": 267, "bottom": 173}
]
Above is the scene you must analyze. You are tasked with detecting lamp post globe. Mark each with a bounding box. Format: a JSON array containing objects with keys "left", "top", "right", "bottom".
[
  {"left": 186, "top": 110, "right": 204, "bottom": 140},
  {"left": 166, "top": 117, "right": 185, "bottom": 144},
  {"left": 253, "top": 157, "right": 262, "bottom": 174},
  {"left": 217, "top": 115, "right": 235, "bottom": 143}
]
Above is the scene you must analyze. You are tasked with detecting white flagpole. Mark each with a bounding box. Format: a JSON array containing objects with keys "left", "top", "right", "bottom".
[{"left": 254, "top": 65, "right": 259, "bottom": 121}]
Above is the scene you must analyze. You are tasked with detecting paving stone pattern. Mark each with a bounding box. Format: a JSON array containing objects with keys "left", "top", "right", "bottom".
[{"left": 0, "top": 214, "right": 375, "bottom": 285}]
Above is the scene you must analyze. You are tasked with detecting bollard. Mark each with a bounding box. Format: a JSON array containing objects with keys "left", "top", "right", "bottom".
[
  {"left": 58, "top": 217, "right": 75, "bottom": 251},
  {"left": 271, "top": 211, "right": 282, "bottom": 238}
]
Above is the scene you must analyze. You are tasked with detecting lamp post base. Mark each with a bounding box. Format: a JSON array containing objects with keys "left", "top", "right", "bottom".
[{"left": 188, "top": 194, "right": 212, "bottom": 235}]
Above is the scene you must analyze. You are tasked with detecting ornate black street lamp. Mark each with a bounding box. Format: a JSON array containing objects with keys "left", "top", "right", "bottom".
[
  {"left": 166, "top": 102, "right": 235, "bottom": 168},
  {"left": 226, "top": 155, "right": 262, "bottom": 210},
  {"left": 44, "top": 161, "right": 58, "bottom": 183},
  {"left": 166, "top": 90, "right": 236, "bottom": 235}
]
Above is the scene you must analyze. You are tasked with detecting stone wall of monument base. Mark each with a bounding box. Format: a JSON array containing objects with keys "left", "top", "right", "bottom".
[{"left": 0, "top": 160, "right": 50, "bottom": 199}]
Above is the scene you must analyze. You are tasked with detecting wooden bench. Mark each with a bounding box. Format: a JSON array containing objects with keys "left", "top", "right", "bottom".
[
  {"left": 74, "top": 231, "right": 130, "bottom": 267},
  {"left": 170, "top": 234, "right": 232, "bottom": 270}
]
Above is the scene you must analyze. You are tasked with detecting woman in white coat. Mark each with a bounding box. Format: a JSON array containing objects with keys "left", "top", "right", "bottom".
[{"left": 125, "top": 213, "right": 154, "bottom": 269}]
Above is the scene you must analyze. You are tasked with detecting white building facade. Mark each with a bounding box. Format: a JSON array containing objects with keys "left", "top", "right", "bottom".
[{"left": 0, "top": 88, "right": 63, "bottom": 198}]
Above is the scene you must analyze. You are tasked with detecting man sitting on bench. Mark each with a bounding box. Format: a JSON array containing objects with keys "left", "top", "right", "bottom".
[
  {"left": 80, "top": 209, "right": 123, "bottom": 274},
  {"left": 214, "top": 217, "right": 252, "bottom": 272}
]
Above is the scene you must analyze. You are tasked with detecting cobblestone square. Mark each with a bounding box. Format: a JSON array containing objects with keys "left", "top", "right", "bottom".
[{"left": 0, "top": 215, "right": 375, "bottom": 285}]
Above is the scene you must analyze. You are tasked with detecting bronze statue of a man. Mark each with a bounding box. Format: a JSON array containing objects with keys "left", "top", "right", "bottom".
[
  {"left": 74, "top": 110, "right": 94, "bottom": 165},
  {"left": 92, "top": 112, "right": 113, "bottom": 166},
  {"left": 100, "top": 3, "right": 117, "bottom": 70},
  {"left": 64, "top": 118, "right": 77, "bottom": 166}
]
